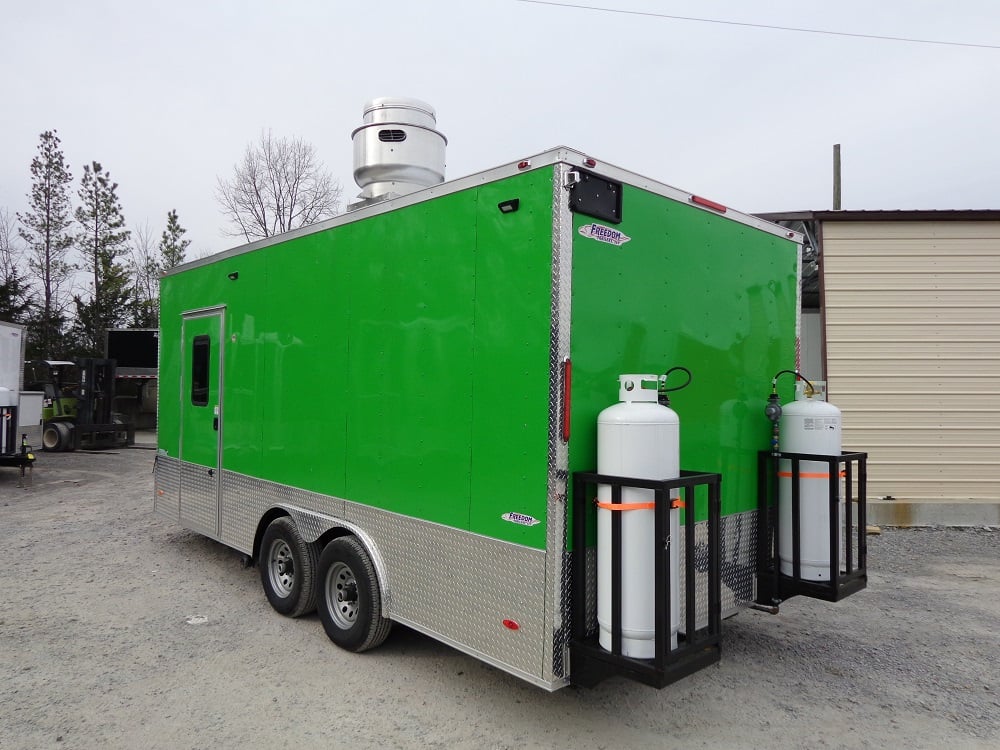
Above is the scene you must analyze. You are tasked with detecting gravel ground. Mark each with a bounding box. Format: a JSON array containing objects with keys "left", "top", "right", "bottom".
[{"left": 1, "top": 445, "right": 998, "bottom": 750}]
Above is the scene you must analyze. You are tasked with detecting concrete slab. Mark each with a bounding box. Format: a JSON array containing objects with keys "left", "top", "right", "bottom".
[{"left": 867, "top": 498, "right": 1000, "bottom": 527}]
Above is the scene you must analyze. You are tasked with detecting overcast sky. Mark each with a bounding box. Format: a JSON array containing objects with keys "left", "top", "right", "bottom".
[{"left": 2, "top": 0, "right": 998, "bottom": 258}]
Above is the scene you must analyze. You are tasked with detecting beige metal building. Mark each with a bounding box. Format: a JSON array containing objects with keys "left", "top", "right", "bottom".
[{"left": 758, "top": 210, "right": 1000, "bottom": 510}]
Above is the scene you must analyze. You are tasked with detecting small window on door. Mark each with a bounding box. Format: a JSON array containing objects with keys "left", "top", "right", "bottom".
[{"left": 191, "top": 335, "right": 210, "bottom": 406}]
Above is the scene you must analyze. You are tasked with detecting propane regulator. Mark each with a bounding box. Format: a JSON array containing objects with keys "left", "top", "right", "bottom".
[{"left": 765, "top": 369, "right": 815, "bottom": 454}]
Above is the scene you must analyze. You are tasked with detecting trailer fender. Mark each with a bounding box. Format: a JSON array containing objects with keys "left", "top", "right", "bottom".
[{"left": 277, "top": 505, "right": 392, "bottom": 619}]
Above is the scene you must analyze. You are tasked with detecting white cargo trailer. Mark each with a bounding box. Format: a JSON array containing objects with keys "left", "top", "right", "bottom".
[{"left": 0, "top": 320, "right": 36, "bottom": 475}]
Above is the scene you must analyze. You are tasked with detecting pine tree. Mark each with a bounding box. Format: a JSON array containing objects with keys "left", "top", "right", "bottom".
[
  {"left": 122, "top": 208, "right": 190, "bottom": 328},
  {"left": 159, "top": 209, "right": 190, "bottom": 271},
  {"left": 0, "top": 208, "right": 33, "bottom": 322},
  {"left": 72, "top": 161, "right": 132, "bottom": 356},
  {"left": 17, "top": 130, "right": 74, "bottom": 355}
]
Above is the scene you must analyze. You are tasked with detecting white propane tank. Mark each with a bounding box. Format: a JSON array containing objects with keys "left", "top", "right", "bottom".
[
  {"left": 597, "top": 374, "right": 680, "bottom": 658},
  {"left": 778, "top": 381, "right": 842, "bottom": 581}
]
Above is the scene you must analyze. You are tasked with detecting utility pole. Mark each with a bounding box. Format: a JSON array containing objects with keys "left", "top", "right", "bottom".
[{"left": 833, "top": 144, "right": 842, "bottom": 210}]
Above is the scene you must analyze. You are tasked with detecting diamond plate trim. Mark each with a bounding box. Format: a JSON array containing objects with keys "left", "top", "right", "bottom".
[
  {"left": 543, "top": 163, "right": 575, "bottom": 684},
  {"left": 579, "top": 546, "right": 598, "bottom": 638}
]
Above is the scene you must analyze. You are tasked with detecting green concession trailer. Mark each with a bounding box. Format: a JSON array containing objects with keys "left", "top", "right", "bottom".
[{"left": 155, "top": 146, "right": 864, "bottom": 690}]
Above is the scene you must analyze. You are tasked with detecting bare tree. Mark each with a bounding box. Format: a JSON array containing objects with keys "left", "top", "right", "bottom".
[
  {"left": 129, "top": 221, "right": 159, "bottom": 327},
  {"left": 216, "top": 130, "right": 341, "bottom": 242}
]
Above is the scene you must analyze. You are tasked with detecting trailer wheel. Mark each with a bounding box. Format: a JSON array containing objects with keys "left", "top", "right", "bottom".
[
  {"left": 42, "top": 421, "right": 72, "bottom": 452},
  {"left": 259, "top": 517, "right": 319, "bottom": 618},
  {"left": 316, "top": 536, "right": 392, "bottom": 652}
]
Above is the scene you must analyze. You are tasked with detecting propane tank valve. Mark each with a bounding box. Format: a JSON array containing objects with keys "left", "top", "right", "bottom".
[
  {"left": 658, "top": 366, "right": 693, "bottom": 407},
  {"left": 767, "top": 370, "right": 814, "bottom": 418}
]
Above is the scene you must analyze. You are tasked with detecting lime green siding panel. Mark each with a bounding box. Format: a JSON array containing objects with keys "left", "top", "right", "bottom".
[
  {"left": 159, "top": 251, "right": 268, "bottom": 471},
  {"left": 257, "top": 232, "right": 351, "bottom": 493},
  {"left": 568, "top": 186, "right": 799, "bottom": 517},
  {"left": 341, "top": 193, "right": 478, "bottom": 528},
  {"left": 467, "top": 172, "right": 554, "bottom": 548},
  {"left": 157, "top": 283, "right": 182, "bottom": 455},
  {"left": 160, "top": 171, "right": 557, "bottom": 548}
]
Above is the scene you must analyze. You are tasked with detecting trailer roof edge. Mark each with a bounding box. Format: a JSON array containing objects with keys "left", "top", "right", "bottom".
[{"left": 166, "top": 147, "right": 800, "bottom": 277}]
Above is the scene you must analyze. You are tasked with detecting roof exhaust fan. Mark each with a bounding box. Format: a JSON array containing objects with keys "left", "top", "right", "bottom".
[{"left": 351, "top": 97, "right": 447, "bottom": 207}]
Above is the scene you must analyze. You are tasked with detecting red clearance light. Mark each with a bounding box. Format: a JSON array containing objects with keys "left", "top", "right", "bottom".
[
  {"left": 690, "top": 194, "right": 728, "bottom": 213},
  {"left": 583, "top": 157, "right": 596, "bottom": 168},
  {"left": 517, "top": 160, "right": 531, "bottom": 170},
  {"left": 502, "top": 619, "right": 520, "bottom": 631}
]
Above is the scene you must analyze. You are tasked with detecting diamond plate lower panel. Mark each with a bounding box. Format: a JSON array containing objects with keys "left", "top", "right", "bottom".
[
  {"left": 720, "top": 508, "right": 758, "bottom": 614},
  {"left": 153, "top": 454, "right": 180, "bottom": 520},
  {"left": 345, "top": 501, "right": 547, "bottom": 683},
  {"left": 178, "top": 462, "right": 218, "bottom": 538},
  {"left": 572, "top": 510, "right": 760, "bottom": 642},
  {"left": 217, "top": 471, "right": 347, "bottom": 554},
  {"left": 161, "top": 461, "right": 552, "bottom": 686},
  {"left": 676, "top": 509, "right": 758, "bottom": 624},
  {"left": 677, "top": 522, "right": 710, "bottom": 631}
]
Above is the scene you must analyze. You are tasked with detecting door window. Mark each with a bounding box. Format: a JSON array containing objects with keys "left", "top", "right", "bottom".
[{"left": 191, "top": 335, "right": 210, "bottom": 406}]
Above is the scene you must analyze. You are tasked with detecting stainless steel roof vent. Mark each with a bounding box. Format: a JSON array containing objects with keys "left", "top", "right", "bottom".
[{"left": 351, "top": 97, "right": 447, "bottom": 204}]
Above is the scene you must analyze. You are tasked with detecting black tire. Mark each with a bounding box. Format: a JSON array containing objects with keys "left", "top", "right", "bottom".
[
  {"left": 316, "top": 536, "right": 392, "bottom": 652},
  {"left": 42, "top": 421, "right": 72, "bottom": 452},
  {"left": 259, "top": 517, "right": 319, "bottom": 618}
]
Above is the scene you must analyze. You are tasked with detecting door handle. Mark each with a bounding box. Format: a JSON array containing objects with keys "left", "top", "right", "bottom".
[{"left": 213, "top": 417, "right": 219, "bottom": 431}]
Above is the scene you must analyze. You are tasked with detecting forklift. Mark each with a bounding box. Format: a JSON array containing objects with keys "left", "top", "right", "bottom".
[{"left": 23, "top": 359, "right": 134, "bottom": 451}]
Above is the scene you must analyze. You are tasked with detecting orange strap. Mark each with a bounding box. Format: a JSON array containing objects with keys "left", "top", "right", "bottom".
[
  {"left": 596, "top": 501, "right": 655, "bottom": 511},
  {"left": 595, "top": 499, "right": 685, "bottom": 511}
]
